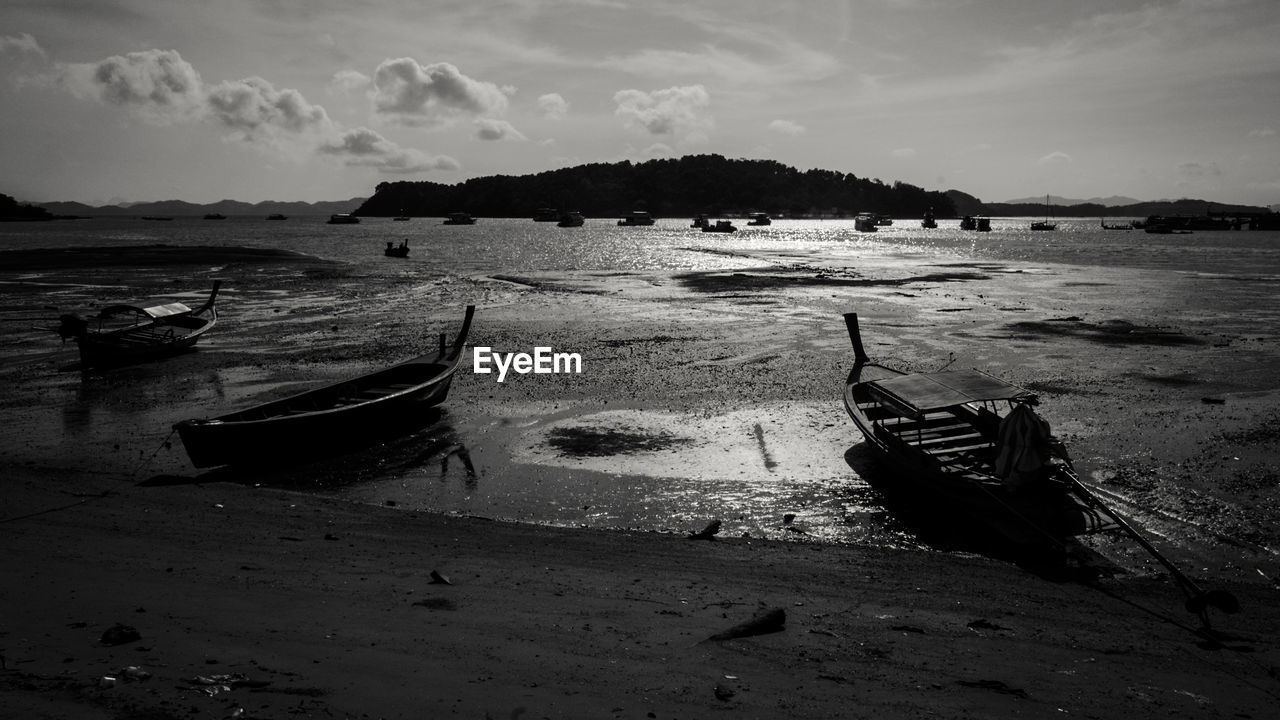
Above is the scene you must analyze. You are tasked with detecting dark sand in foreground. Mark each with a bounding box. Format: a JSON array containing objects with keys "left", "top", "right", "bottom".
[{"left": 2, "top": 246, "right": 1278, "bottom": 719}]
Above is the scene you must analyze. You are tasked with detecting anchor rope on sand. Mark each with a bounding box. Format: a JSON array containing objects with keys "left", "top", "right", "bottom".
[{"left": 0, "top": 429, "right": 177, "bottom": 525}]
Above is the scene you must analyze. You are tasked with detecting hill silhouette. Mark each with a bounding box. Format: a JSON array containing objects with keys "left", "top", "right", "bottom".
[
  {"left": 0, "top": 193, "right": 54, "bottom": 221},
  {"left": 356, "top": 155, "right": 956, "bottom": 219}
]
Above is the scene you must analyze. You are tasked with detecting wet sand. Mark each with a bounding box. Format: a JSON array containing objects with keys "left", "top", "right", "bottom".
[{"left": 2, "top": 245, "right": 1279, "bottom": 718}]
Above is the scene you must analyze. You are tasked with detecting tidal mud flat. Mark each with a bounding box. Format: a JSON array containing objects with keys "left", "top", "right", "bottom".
[{"left": 1, "top": 244, "right": 1278, "bottom": 718}]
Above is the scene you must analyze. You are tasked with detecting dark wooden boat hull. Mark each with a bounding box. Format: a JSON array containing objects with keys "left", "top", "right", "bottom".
[{"left": 175, "top": 306, "right": 474, "bottom": 468}]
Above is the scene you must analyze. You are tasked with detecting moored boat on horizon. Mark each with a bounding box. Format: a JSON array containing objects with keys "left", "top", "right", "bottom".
[
  {"left": 328, "top": 213, "right": 360, "bottom": 224},
  {"left": 701, "top": 219, "right": 738, "bottom": 233},
  {"left": 854, "top": 213, "right": 878, "bottom": 232},
  {"left": 557, "top": 211, "right": 585, "bottom": 227},
  {"left": 443, "top": 212, "right": 477, "bottom": 225},
  {"left": 617, "top": 210, "right": 655, "bottom": 226}
]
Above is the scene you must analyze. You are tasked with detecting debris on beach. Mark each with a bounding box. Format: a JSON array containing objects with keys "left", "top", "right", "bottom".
[
  {"left": 99, "top": 623, "right": 141, "bottom": 646},
  {"left": 706, "top": 606, "right": 786, "bottom": 641},
  {"left": 688, "top": 520, "right": 722, "bottom": 540}
]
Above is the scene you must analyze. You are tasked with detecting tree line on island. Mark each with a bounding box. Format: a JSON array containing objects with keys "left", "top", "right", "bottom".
[{"left": 357, "top": 155, "right": 955, "bottom": 220}]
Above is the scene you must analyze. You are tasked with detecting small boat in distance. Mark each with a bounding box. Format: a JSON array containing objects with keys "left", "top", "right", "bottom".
[
  {"left": 1030, "top": 195, "right": 1057, "bottom": 231},
  {"left": 141, "top": 216, "right": 173, "bottom": 221},
  {"left": 1101, "top": 218, "right": 1132, "bottom": 230},
  {"left": 921, "top": 208, "right": 937, "bottom": 229},
  {"left": 51, "top": 281, "right": 222, "bottom": 369},
  {"left": 442, "top": 212, "right": 477, "bottom": 225},
  {"left": 960, "top": 215, "right": 977, "bottom": 230},
  {"left": 203, "top": 213, "right": 226, "bottom": 220},
  {"left": 617, "top": 210, "right": 655, "bottom": 226},
  {"left": 854, "top": 213, "right": 878, "bottom": 232},
  {"left": 747, "top": 213, "right": 772, "bottom": 226},
  {"left": 557, "top": 211, "right": 585, "bottom": 227},
  {"left": 976, "top": 216, "right": 992, "bottom": 231},
  {"left": 691, "top": 214, "right": 710, "bottom": 229},
  {"left": 328, "top": 213, "right": 360, "bottom": 224},
  {"left": 385, "top": 240, "right": 410, "bottom": 257},
  {"left": 701, "top": 219, "right": 738, "bottom": 233},
  {"left": 875, "top": 215, "right": 894, "bottom": 226},
  {"left": 267, "top": 213, "right": 287, "bottom": 221},
  {"left": 175, "top": 306, "right": 476, "bottom": 468}
]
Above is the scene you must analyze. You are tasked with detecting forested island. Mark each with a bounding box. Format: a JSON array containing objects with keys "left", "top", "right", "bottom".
[
  {"left": 0, "top": 193, "right": 54, "bottom": 221},
  {"left": 356, "top": 155, "right": 955, "bottom": 219}
]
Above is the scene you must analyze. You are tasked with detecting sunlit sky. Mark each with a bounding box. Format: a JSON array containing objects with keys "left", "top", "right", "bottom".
[{"left": 2, "top": 0, "right": 1278, "bottom": 206}]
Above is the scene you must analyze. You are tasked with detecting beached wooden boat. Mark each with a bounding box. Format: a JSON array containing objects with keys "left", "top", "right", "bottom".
[
  {"left": 174, "top": 305, "right": 475, "bottom": 468},
  {"left": 53, "top": 281, "right": 222, "bottom": 369},
  {"left": 840, "top": 313, "right": 1116, "bottom": 547},
  {"left": 841, "top": 313, "right": 1243, "bottom": 622}
]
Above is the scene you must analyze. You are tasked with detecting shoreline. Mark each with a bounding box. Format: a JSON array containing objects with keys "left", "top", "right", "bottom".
[
  {"left": 3, "top": 243, "right": 1280, "bottom": 717},
  {"left": 4, "top": 465, "right": 1278, "bottom": 720}
]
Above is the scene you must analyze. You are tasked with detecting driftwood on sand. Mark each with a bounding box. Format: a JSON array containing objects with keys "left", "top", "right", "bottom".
[{"left": 705, "top": 607, "right": 787, "bottom": 642}]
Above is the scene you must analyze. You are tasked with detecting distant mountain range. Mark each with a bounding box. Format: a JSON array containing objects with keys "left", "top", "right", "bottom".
[
  {"left": 34, "top": 197, "right": 366, "bottom": 218},
  {"left": 946, "top": 190, "right": 1271, "bottom": 218},
  {"left": 1002, "top": 194, "right": 1143, "bottom": 207}
]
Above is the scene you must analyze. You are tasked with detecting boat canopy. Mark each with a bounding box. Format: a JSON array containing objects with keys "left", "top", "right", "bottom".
[
  {"left": 99, "top": 302, "right": 193, "bottom": 319},
  {"left": 867, "top": 369, "right": 1034, "bottom": 418}
]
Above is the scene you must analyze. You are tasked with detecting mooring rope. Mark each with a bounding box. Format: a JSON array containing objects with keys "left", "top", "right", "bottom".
[{"left": 0, "top": 428, "right": 177, "bottom": 525}]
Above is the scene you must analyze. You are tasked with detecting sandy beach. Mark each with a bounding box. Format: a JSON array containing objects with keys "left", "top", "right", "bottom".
[{"left": 2, "top": 243, "right": 1279, "bottom": 719}]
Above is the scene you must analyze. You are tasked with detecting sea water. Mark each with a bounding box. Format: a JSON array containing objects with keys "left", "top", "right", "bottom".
[{"left": 3, "top": 215, "right": 1278, "bottom": 565}]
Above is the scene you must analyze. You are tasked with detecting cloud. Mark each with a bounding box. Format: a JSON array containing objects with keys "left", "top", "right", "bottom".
[
  {"left": 372, "top": 58, "right": 509, "bottom": 127},
  {"left": 205, "top": 76, "right": 333, "bottom": 139},
  {"left": 1037, "top": 151, "right": 1073, "bottom": 165},
  {"left": 768, "top": 119, "right": 805, "bottom": 136},
  {"left": 0, "top": 32, "right": 46, "bottom": 58},
  {"left": 538, "top": 93, "right": 569, "bottom": 119},
  {"left": 613, "top": 85, "right": 712, "bottom": 137},
  {"left": 58, "top": 49, "right": 205, "bottom": 123},
  {"left": 475, "top": 118, "right": 526, "bottom": 141},
  {"left": 318, "top": 126, "right": 460, "bottom": 173},
  {"left": 328, "top": 69, "right": 371, "bottom": 95},
  {"left": 1177, "top": 161, "right": 1221, "bottom": 178},
  {"left": 891, "top": 148, "right": 918, "bottom": 158}
]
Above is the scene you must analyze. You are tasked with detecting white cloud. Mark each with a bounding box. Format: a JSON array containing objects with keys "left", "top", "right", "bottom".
[
  {"left": 0, "top": 32, "right": 45, "bottom": 58},
  {"left": 1037, "top": 151, "right": 1073, "bottom": 165},
  {"left": 768, "top": 119, "right": 805, "bottom": 136},
  {"left": 372, "top": 58, "right": 509, "bottom": 127},
  {"left": 537, "top": 93, "right": 569, "bottom": 119},
  {"left": 475, "top": 118, "right": 526, "bottom": 141},
  {"left": 57, "top": 48, "right": 205, "bottom": 124},
  {"left": 328, "top": 69, "right": 371, "bottom": 95},
  {"left": 613, "top": 85, "right": 712, "bottom": 137},
  {"left": 318, "top": 127, "right": 459, "bottom": 173},
  {"left": 1177, "top": 161, "right": 1221, "bottom": 178},
  {"left": 206, "top": 76, "right": 333, "bottom": 140}
]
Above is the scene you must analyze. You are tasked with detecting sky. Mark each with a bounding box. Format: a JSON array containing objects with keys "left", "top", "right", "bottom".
[{"left": 1, "top": 0, "right": 1278, "bottom": 207}]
